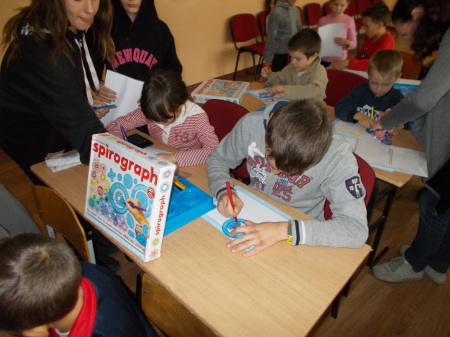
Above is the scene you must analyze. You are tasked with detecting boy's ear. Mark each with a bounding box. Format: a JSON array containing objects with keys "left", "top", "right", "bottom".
[{"left": 309, "top": 52, "right": 319, "bottom": 60}]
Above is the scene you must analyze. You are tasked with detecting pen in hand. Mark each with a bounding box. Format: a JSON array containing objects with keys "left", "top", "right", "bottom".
[
  {"left": 128, "top": 201, "right": 146, "bottom": 212},
  {"left": 226, "top": 182, "right": 238, "bottom": 224},
  {"left": 119, "top": 125, "right": 128, "bottom": 141},
  {"left": 93, "top": 104, "right": 117, "bottom": 110}
]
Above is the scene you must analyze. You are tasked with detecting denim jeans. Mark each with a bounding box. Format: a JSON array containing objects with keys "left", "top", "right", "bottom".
[{"left": 405, "top": 189, "right": 450, "bottom": 273}]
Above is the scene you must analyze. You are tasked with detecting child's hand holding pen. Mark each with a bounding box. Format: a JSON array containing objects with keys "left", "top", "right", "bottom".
[
  {"left": 354, "top": 112, "right": 374, "bottom": 129},
  {"left": 92, "top": 99, "right": 113, "bottom": 118},
  {"left": 217, "top": 186, "right": 244, "bottom": 219},
  {"left": 260, "top": 63, "right": 272, "bottom": 81}
]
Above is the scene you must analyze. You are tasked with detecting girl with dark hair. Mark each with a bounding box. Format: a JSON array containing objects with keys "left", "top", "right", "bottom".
[
  {"left": 372, "top": 0, "right": 450, "bottom": 284},
  {"left": 106, "top": 70, "right": 219, "bottom": 167},
  {"left": 0, "top": 0, "right": 115, "bottom": 182}
]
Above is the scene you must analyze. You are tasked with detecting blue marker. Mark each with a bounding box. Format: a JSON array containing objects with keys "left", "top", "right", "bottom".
[{"left": 93, "top": 104, "right": 117, "bottom": 110}]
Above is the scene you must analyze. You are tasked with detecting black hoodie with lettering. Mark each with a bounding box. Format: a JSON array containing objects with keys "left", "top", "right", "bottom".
[{"left": 109, "top": 0, "right": 182, "bottom": 81}]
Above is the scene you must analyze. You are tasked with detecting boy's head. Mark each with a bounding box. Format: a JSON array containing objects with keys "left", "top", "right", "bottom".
[
  {"left": 362, "top": 2, "right": 390, "bottom": 38},
  {"left": 368, "top": 50, "right": 403, "bottom": 97},
  {"left": 0, "top": 233, "right": 82, "bottom": 335},
  {"left": 140, "top": 70, "right": 188, "bottom": 125},
  {"left": 287, "top": 29, "right": 321, "bottom": 72},
  {"left": 265, "top": 100, "right": 332, "bottom": 175}
]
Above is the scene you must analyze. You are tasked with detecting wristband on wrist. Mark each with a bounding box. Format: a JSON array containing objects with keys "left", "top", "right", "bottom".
[{"left": 286, "top": 219, "right": 293, "bottom": 244}]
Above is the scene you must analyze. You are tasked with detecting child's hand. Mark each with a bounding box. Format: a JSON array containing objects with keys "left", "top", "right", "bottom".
[
  {"left": 328, "top": 59, "right": 350, "bottom": 70},
  {"left": 227, "top": 220, "right": 288, "bottom": 257},
  {"left": 391, "top": 124, "right": 404, "bottom": 136},
  {"left": 157, "top": 153, "right": 177, "bottom": 164},
  {"left": 334, "top": 37, "right": 349, "bottom": 46},
  {"left": 126, "top": 198, "right": 148, "bottom": 225},
  {"left": 92, "top": 99, "right": 110, "bottom": 119},
  {"left": 354, "top": 113, "right": 373, "bottom": 129},
  {"left": 98, "top": 82, "right": 117, "bottom": 103},
  {"left": 269, "top": 85, "right": 285, "bottom": 94},
  {"left": 260, "top": 65, "right": 272, "bottom": 78},
  {"left": 217, "top": 191, "right": 243, "bottom": 218}
]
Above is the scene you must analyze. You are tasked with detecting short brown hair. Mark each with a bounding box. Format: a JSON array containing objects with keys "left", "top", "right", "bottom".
[
  {"left": 265, "top": 100, "right": 332, "bottom": 174},
  {"left": 140, "top": 70, "right": 189, "bottom": 123},
  {"left": 362, "top": 2, "right": 391, "bottom": 26},
  {"left": 0, "top": 234, "right": 82, "bottom": 334},
  {"left": 287, "top": 29, "right": 322, "bottom": 58},
  {"left": 368, "top": 50, "right": 403, "bottom": 77}
]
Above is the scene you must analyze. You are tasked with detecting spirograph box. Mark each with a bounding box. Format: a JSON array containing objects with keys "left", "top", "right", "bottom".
[{"left": 85, "top": 133, "right": 175, "bottom": 262}]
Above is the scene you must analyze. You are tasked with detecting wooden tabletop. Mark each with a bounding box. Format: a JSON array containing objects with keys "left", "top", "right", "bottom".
[
  {"left": 31, "top": 133, "right": 371, "bottom": 337},
  {"left": 242, "top": 82, "right": 424, "bottom": 187}
]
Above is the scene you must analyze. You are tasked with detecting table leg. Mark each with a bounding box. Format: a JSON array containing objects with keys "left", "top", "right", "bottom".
[{"left": 367, "top": 182, "right": 397, "bottom": 267}]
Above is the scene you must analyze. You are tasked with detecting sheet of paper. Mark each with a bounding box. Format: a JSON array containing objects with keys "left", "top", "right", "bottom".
[
  {"left": 203, "top": 186, "right": 290, "bottom": 237},
  {"left": 342, "top": 138, "right": 428, "bottom": 177},
  {"left": 333, "top": 120, "right": 377, "bottom": 142},
  {"left": 318, "top": 23, "right": 344, "bottom": 58},
  {"left": 248, "top": 87, "right": 286, "bottom": 106},
  {"left": 45, "top": 152, "right": 81, "bottom": 172},
  {"left": 100, "top": 71, "right": 144, "bottom": 127}
]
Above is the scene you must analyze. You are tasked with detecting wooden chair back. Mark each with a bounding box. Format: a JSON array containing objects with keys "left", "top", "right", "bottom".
[{"left": 33, "top": 185, "right": 92, "bottom": 262}]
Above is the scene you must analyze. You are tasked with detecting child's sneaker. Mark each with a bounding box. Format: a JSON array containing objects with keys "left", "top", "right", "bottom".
[
  {"left": 400, "top": 245, "right": 447, "bottom": 284},
  {"left": 424, "top": 266, "right": 447, "bottom": 284},
  {"left": 373, "top": 256, "right": 424, "bottom": 282}
]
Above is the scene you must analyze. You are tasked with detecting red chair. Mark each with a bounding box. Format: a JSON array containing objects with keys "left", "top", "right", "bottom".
[
  {"left": 257, "top": 10, "right": 270, "bottom": 41},
  {"left": 325, "top": 69, "right": 367, "bottom": 107},
  {"left": 323, "top": 1, "right": 332, "bottom": 15},
  {"left": 345, "top": 0, "right": 358, "bottom": 17},
  {"left": 356, "top": 0, "right": 372, "bottom": 15},
  {"left": 296, "top": 6, "right": 306, "bottom": 27},
  {"left": 203, "top": 100, "right": 250, "bottom": 182},
  {"left": 305, "top": 3, "right": 323, "bottom": 27},
  {"left": 325, "top": 153, "right": 376, "bottom": 319},
  {"left": 230, "top": 14, "right": 266, "bottom": 81}
]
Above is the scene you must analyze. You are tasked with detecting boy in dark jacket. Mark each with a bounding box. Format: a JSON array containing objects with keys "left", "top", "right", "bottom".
[
  {"left": 335, "top": 50, "right": 404, "bottom": 129},
  {"left": 0, "top": 233, "right": 158, "bottom": 337}
]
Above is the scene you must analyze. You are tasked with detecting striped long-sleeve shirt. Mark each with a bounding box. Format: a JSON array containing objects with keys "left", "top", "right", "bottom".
[{"left": 106, "top": 100, "right": 219, "bottom": 167}]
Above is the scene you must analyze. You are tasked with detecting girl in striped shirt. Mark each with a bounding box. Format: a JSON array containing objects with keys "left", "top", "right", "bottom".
[{"left": 107, "top": 70, "right": 219, "bottom": 167}]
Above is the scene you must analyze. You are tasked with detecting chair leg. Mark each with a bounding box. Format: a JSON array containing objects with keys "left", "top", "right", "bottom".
[
  {"left": 251, "top": 53, "right": 257, "bottom": 81},
  {"left": 233, "top": 51, "right": 241, "bottom": 81}
]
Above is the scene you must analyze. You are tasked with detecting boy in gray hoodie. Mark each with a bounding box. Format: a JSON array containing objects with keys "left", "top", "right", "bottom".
[{"left": 207, "top": 100, "right": 368, "bottom": 257}]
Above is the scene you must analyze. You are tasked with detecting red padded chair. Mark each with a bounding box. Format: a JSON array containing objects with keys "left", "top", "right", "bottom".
[
  {"left": 356, "top": 0, "right": 372, "bottom": 15},
  {"left": 296, "top": 6, "right": 306, "bottom": 27},
  {"left": 325, "top": 69, "right": 367, "bottom": 107},
  {"left": 257, "top": 10, "right": 270, "bottom": 41},
  {"left": 203, "top": 100, "right": 250, "bottom": 182},
  {"left": 325, "top": 153, "right": 376, "bottom": 319},
  {"left": 305, "top": 3, "right": 323, "bottom": 27},
  {"left": 230, "top": 14, "right": 266, "bottom": 81},
  {"left": 323, "top": 1, "right": 332, "bottom": 15},
  {"left": 346, "top": 0, "right": 358, "bottom": 17}
]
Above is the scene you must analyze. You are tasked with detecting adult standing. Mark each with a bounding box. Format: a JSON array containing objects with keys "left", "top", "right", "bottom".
[
  {"left": 372, "top": 0, "right": 450, "bottom": 284},
  {"left": 0, "top": 0, "right": 113, "bottom": 183}
]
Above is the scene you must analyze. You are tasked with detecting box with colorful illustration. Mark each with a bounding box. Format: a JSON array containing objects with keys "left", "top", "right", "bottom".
[
  {"left": 191, "top": 79, "right": 249, "bottom": 104},
  {"left": 85, "top": 133, "right": 176, "bottom": 262}
]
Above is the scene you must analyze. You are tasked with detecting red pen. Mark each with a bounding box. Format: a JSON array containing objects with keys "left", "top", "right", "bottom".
[{"left": 225, "top": 182, "right": 238, "bottom": 223}]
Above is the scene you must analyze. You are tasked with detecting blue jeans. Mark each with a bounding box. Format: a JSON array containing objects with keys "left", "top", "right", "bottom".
[{"left": 405, "top": 189, "right": 450, "bottom": 273}]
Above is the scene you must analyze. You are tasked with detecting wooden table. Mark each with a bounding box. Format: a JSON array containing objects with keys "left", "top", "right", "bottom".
[
  {"left": 242, "top": 82, "right": 425, "bottom": 266},
  {"left": 31, "top": 134, "right": 371, "bottom": 337}
]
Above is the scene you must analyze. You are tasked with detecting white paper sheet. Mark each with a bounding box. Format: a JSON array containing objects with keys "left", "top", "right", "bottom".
[
  {"left": 100, "top": 71, "right": 144, "bottom": 127},
  {"left": 342, "top": 137, "right": 428, "bottom": 177},
  {"left": 203, "top": 186, "right": 290, "bottom": 237},
  {"left": 318, "top": 23, "right": 344, "bottom": 58},
  {"left": 333, "top": 120, "right": 378, "bottom": 142}
]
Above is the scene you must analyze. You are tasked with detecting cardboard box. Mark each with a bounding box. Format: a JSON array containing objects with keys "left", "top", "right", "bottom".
[
  {"left": 85, "top": 133, "right": 175, "bottom": 262},
  {"left": 191, "top": 79, "right": 249, "bottom": 104}
]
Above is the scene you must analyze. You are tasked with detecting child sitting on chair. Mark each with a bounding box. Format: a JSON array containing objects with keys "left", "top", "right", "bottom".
[
  {"left": 106, "top": 70, "right": 219, "bottom": 167},
  {"left": 328, "top": 2, "right": 395, "bottom": 71},
  {"left": 0, "top": 233, "right": 158, "bottom": 337},
  {"left": 335, "top": 50, "right": 404, "bottom": 129},
  {"left": 206, "top": 100, "right": 368, "bottom": 258},
  {"left": 260, "top": 29, "right": 328, "bottom": 102}
]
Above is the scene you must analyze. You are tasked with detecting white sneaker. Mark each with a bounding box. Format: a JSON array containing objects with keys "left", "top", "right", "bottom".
[
  {"left": 400, "top": 245, "right": 447, "bottom": 284},
  {"left": 373, "top": 256, "right": 424, "bottom": 283}
]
